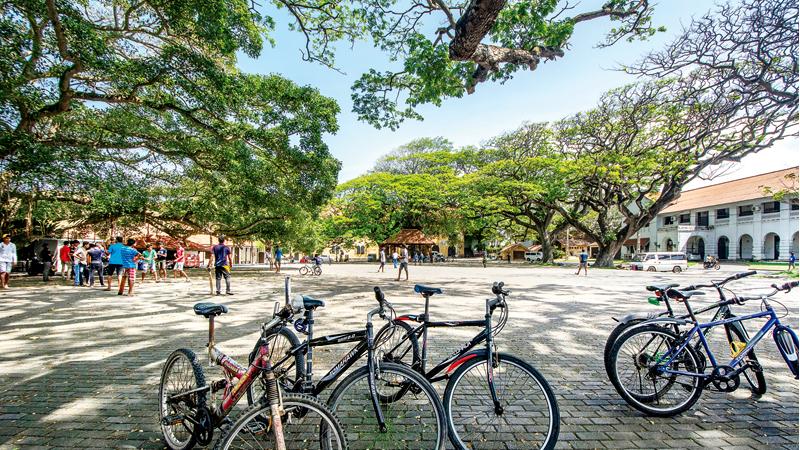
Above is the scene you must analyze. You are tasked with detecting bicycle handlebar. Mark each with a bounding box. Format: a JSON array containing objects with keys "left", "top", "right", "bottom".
[
  {"left": 732, "top": 280, "right": 797, "bottom": 303},
  {"left": 684, "top": 270, "right": 757, "bottom": 291}
]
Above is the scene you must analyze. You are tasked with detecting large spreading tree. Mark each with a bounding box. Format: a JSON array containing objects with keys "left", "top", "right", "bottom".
[{"left": 1, "top": 0, "right": 340, "bottom": 241}]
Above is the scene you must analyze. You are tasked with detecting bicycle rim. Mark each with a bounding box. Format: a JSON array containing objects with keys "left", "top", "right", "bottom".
[
  {"left": 328, "top": 364, "right": 445, "bottom": 449},
  {"left": 217, "top": 394, "right": 347, "bottom": 450},
  {"left": 445, "top": 354, "right": 559, "bottom": 449},
  {"left": 159, "top": 349, "right": 205, "bottom": 450}
]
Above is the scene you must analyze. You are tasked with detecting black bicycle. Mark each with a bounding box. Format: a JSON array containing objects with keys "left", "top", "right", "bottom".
[
  {"left": 604, "top": 270, "right": 766, "bottom": 395},
  {"left": 247, "top": 279, "right": 447, "bottom": 449},
  {"left": 374, "top": 282, "right": 560, "bottom": 450}
]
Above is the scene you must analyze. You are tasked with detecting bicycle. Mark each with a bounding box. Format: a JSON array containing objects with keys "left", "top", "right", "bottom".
[
  {"left": 158, "top": 299, "right": 347, "bottom": 450},
  {"left": 374, "top": 282, "right": 560, "bottom": 450},
  {"left": 604, "top": 270, "right": 766, "bottom": 395},
  {"left": 299, "top": 263, "right": 322, "bottom": 276},
  {"left": 608, "top": 281, "right": 799, "bottom": 417},
  {"left": 247, "top": 281, "right": 448, "bottom": 449}
]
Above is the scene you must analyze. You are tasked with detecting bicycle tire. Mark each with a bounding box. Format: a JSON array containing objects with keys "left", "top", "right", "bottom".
[
  {"left": 299, "top": 266, "right": 309, "bottom": 276},
  {"left": 214, "top": 392, "right": 348, "bottom": 450},
  {"left": 327, "top": 361, "right": 447, "bottom": 449},
  {"left": 444, "top": 352, "right": 560, "bottom": 450},
  {"left": 159, "top": 348, "right": 207, "bottom": 450},
  {"left": 374, "top": 319, "right": 421, "bottom": 403},
  {"left": 609, "top": 324, "right": 704, "bottom": 417},
  {"left": 604, "top": 319, "right": 647, "bottom": 382},
  {"left": 247, "top": 326, "right": 305, "bottom": 405},
  {"left": 313, "top": 266, "right": 322, "bottom": 276},
  {"left": 726, "top": 323, "right": 766, "bottom": 395}
]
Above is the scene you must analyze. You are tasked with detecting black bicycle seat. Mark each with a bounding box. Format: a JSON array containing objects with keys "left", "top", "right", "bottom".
[
  {"left": 414, "top": 284, "right": 443, "bottom": 296},
  {"left": 646, "top": 283, "right": 680, "bottom": 292},
  {"left": 194, "top": 302, "right": 229, "bottom": 318},
  {"left": 302, "top": 295, "right": 325, "bottom": 310},
  {"left": 666, "top": 289, "right": 705, "bottom": 300}
]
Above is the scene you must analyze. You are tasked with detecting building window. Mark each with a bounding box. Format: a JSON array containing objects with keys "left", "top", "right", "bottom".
[
  {"left": 679, "top": 213, "right": 691, "bottom": 224},
  {"left": 356, "top": 244, "right": 366, "bottom": 255},
  {"left": 663, "top": 216, "right": 674, "bottom": 226},
  {"left": 716, "top": 208, "right": 729, "bottom": 219},
  {"left": 696, "top": 211, "right": 709, "bottom": 227},
  {"left": 762, "top": 201, "right": 780, "bottom": 214},
  {"left": 792, "top": 198, "right": 799, "bottom": 211},
  {"left": 738, "top": 205, "right": 754, "bottom": 217}
]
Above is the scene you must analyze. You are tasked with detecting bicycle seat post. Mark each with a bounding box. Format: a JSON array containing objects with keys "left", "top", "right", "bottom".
[{"left": 208, "top": 315, "right": 216, "bottom": 366}]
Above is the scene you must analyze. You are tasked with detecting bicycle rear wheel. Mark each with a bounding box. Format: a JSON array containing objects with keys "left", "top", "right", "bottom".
[
  {"left": 159, "top": 348, "right": 207, "bottom": 450},
  {"left": 215, "top": 393, "right": 348, "bottom": 450},
  {"left": 374, "top": 319, "right": 421, "bottom": 402},
  {"left": 327, "top": 362, "right": 447, "bottom": 449},
  {"left": 444, "top": 352, "right": 559, "bottom": 450},
  {"left": 247, "top": 327, "right": 305, "bottom": 405},
  {"left": 313, "top": 265, "right": 322, "bottom": 276},
  {"left": 609, "top": 324, "right": 703, "bottom": 417},
  {"left": 299, "top": 266, "right": 309, "bottom": 276}
]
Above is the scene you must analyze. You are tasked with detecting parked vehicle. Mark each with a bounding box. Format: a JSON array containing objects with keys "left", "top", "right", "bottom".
[
  {"left": 431, "top": 251, "right": 446, "bottom": 262},
  {"left": 629, "top": 252, "right": 688, "bottom": 273},
  {"left": 525, "top": 251, "right": 543, "bottom": 263}
]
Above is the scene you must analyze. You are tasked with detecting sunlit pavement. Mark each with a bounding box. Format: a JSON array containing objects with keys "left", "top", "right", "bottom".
[{"left": 0, "top": 264, "right": 797, "bottom": 449}]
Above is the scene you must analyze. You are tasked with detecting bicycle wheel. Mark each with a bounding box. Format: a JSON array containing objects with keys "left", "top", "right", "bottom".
[
  {"left": 215, "top": 393, "right": 348, "bottom": 450},
  {"left": 159, "top": 348, "right": 207, "bottom": 450},
  {"left": 327, "top": 362, "right": 447, "bottom": 449},
  {"left": 313, "top": 266, "right": 322, "bottom": 276},
  {"left": 726, "top": 323, "right": 766, "bottom": 395},
  {"left": 299, "top": 266, "right": 309, "bottom": 276},
  {"left": 374, "top": 320, "right": 421, "bottom": 402},
  {"left": 604, "top": 319, "right": 646, "bottom": 382},
  {"left": 247, "top": 327, "right": 305, "bottom": 405},
  {"left": 609, "top": 324, "right": 704, "bottom": 417},
  {"left": 444, "top": 353, "right": 559, "bottom": 450}
]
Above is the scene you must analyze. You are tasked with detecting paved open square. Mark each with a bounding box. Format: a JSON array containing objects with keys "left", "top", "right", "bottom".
[{"left": 0, "top": 263, "right": 797, "bottom": 449}]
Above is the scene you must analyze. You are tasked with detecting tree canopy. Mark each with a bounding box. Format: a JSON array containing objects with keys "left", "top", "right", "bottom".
[{"left": 1, "top": 0, "right": 341, "bottom": 241}]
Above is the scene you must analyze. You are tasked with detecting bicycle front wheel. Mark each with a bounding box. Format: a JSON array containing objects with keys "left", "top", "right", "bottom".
[
  {"left": 327, "top": 362, "right": 447, "bottom": 449},
  {"left": 299, "top": 266, "right": 309, "bottom": 276},
  {"left": 215, "top": 393, "right": 348, "bottom": 450},
  {"left": 444, "top": 353, "right": 560, "bottom": 450},
  {"left": 313, "top": 266, "right": 322, "bottom": 276},
  {"left": 159, "top": 348, "right": 207, "bottom": 450}
]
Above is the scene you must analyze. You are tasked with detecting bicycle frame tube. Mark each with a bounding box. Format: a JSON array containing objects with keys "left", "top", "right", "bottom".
[
  {"left": 659, "top": 308, "right": 780, "bottom": 378},
  {"left": 216, "top": 343, "right": 273, "bottom": 414}
]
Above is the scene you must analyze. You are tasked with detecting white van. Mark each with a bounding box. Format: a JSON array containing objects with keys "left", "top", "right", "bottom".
[
  {"left": 525, "top": 252, "right": 543, "bottom": 263},
  {"left": 630, "top": 252, "right": 688, "bottom": 273}
]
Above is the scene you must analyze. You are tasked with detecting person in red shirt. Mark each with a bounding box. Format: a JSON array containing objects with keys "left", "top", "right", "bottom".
[
  {"left": 58, "top": 241, "right": 72, "bottom": 279},
  {"left": 172, "top": 241, "right": 190, "bottom": 282}
]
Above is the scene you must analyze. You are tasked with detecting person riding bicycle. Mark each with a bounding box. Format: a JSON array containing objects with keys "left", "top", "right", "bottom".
[{"left": 313, "top": 254, "right": 322, "bottom": 266}]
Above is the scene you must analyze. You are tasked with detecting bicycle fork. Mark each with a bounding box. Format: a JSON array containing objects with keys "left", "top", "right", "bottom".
[
  {"left": 365, "top": 321, "right": 388, "bottom": 432},
  {"left": 485, "top": 310, "right": 503, "bottom": 415},
  {"left": 264, "top": 369, "right": 287, "bottom": 449}
]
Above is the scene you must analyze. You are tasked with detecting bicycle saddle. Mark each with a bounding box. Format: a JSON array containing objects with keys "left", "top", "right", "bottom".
[
  {"left": 194, "top": 302, "right": 229, "bottom": 318},
  {"left": 414, "top": 284, "right": 443, "bottom": 296},
  {"left": 666, "top": 289, "right": 705, "bottom": 300},
  {"left": 646, "top": 283, "right": 680, "bottom": 292},
  {"left": 302, "top": 295, "right": 325, "bottom": 310}
]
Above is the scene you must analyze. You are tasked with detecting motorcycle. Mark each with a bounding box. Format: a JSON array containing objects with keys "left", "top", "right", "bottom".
[{"left": 703, "top": 257, "right": 721, "bottom": 270}]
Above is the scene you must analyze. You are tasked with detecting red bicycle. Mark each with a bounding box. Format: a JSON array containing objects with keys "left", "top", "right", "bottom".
[{"left": 158, "top": 294, "right": 347, "bottom": 450}]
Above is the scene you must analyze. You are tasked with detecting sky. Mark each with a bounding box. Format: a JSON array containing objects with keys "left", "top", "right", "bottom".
[{"left": 237, "top": 1, "right": 799, "bottom": 187}]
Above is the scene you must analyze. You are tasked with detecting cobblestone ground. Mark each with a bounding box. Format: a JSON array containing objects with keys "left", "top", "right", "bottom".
[{"left": 0, "top": 263, "right": 797, "bottom": 449}]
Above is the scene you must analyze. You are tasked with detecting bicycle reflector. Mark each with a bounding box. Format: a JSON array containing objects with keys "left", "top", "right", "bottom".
[{"left": 647, "top": 296, "right": 661, "bottom": 305}]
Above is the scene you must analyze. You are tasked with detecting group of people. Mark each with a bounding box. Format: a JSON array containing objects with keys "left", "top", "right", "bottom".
[
  {"left": 32, "top": 237, "right": 192, "bottom": 294},
  {"left": 377, "top": 245, "right": 410, "bottom": 281}
]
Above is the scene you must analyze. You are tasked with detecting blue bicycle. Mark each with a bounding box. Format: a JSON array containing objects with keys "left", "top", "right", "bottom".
[{"left": 609, "top": 281, "right": 798, "bottom": 416}]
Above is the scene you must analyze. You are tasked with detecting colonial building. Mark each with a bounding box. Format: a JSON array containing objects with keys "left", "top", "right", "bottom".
[{"left": 631, "top": 168, "right": 798, "bottom": 261}]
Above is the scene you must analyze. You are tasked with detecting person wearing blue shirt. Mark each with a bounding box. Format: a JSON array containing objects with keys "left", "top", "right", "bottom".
[
  {"left": 789, "top": 251, "right": 796, "bottom": 272},
  {"left": 576, "top": 250, "right": 589, "bottom": 276},
  {"left": 106, "top": 236, "right": 125, "bottom": 292},
  {"left": 118, "top": 238, "right": 141, "bottom": 296},
  {"left": 275, "top": 246, "right": 283, "bottom": 274}
]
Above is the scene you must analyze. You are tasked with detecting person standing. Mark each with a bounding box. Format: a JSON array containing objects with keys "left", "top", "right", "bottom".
[
  {"left": 391, "top": 249, "right": 399, "bottom": 269},
  {"left": 274, "top": 246, "right": 283, "bottom": 274},
  {"left": 58, "top": 241, "right": 71, "bottom": 279},
  {"left": 72, "top": 240, "right": 87, "bottom": 286},
  {"left": 141, "top": 244, "right": 159, "bottom": 282},
  {"left": 86, "top": 243, "right": 105, "bottom": 287},
  {"left": 789, "top": 251, "right": 797, "bottom": 272},
  {"left": 210, "top": 236, "right": 233, "bottom": 295},
  {"left": 118, "top": 238, "right": 141, "bottom": 296},
  {"left": 156, "top": 241, "right": 168, "bottom": 280},
  {"left": 378, "top": 247, "right": 386, "bottom": 272},
  {"left": 105, "top": 236, "right": 125, "bottom": 291},
  {"left": 40, "top": 245, "right": 54, "bottom": 282},
  {"left": 396, "top": 244, "right": 409, "bottom": 281},
  {"left": 0, "top": 234, "right": 17, "bottom": 289},
  {"left": 576, "top": 249, "right": 589, "bottom": 276},
  {"left": 172, "top": 241, "right": 190, "bottom": 281},
  {"left": 482, "top": 253, "right": 487, "bottom": 268}
]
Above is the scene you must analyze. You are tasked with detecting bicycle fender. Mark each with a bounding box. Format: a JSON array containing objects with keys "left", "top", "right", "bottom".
[
  {"left": 773, "top": 325, "right": 799, "bottom": 378},
  {"left": 445, "top": 351, "right": 483, "bottom": 374},
  {"left": 614, "top": 311, "right": 660, "bottom": 325}
]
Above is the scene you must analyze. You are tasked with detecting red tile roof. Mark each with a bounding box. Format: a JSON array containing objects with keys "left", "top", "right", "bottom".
[{"left": 382, "top": 229, "right": 435, "bottom": 245}]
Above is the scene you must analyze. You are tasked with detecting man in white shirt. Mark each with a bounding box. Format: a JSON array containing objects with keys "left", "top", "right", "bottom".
[
  {"left": 396, "top": 245, "right": 410, "bottom": 281},
  {"left": 72, "top": 240, "right": 87, "bottom": 287},
  {"left": 0, "top": 234, "right": 17, "bottom": 289},
  {"left": 378, "top": 248, "right": 386, "bottom": 272}
]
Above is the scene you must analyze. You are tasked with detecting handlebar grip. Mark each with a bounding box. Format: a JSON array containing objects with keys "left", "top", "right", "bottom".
[
  {"left": 733, "top": 270, "right": 757, "bottom": 280},
  {"left": 374, "top": 286, "right": 385, "bottom": 305}
]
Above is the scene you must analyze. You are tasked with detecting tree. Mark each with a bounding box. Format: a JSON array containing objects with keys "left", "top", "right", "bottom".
[
  {"left": 271, "top": 0, "right": 661, "bottom": 129},
  {"left": 461, "top": 123, "right": 568, "bottom": 262},
  {"left": 1, "top": 0, "right": 340, "bottom": 241},
  {"left": 373, "top": 137, "right": 455, "bottom": 174}
]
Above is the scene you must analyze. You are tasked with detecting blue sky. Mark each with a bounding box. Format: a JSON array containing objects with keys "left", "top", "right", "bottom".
[{"left": 237, "top": 1, "right": 798, "bottom": 186}]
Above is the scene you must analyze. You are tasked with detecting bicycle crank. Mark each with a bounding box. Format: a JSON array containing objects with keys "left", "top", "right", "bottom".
[
  {"left": 709, "top": 365, "right": 740, "bottom": 392},
  {"left": 192, "top": 406, "right": 214, "bottom": 446}
]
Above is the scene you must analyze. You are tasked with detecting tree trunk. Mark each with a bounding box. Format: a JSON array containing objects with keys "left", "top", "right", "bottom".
[
  {"left": 449, "top": 0, "right": 507, "bottom": 60},
  {"left": 593, "top": 241, "right": 625, "bottom": 268},
  {"left": 540, "top": 238, "right": 553, "bottom": 263}
]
